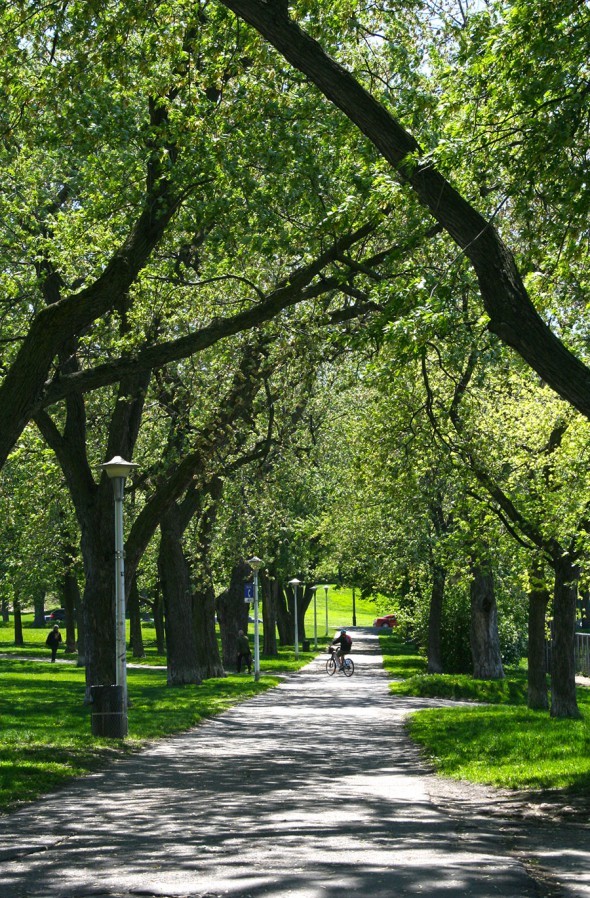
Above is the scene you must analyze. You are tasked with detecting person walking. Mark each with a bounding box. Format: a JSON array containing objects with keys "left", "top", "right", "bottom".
[
  {"left": 46, "top": 624, "right": 63, "bottom": 663},
  {"left": 236, "top": 629, "right": 252, "bottom": 674}
]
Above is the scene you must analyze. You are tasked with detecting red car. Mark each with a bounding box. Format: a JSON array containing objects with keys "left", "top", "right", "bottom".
[{"left": 373, "top": 614, "right": 397, "bottom": 628}]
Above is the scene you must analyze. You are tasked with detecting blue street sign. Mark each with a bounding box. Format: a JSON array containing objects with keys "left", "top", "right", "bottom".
[{"left": 244, "top": 583, "right": 254, "bottom": 601}]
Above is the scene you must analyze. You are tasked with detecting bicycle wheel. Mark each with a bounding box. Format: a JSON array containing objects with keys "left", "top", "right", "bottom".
[
  {"left": 326, "top": 657, "right": 336, "bottom": 676},
  {"left": 342, "top": 658, "right": 354, "bottom": 677}
]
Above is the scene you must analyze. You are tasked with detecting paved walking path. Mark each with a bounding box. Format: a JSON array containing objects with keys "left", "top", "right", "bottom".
[{"left": 1, "top": 629, "right": 589, "bottom": 898}]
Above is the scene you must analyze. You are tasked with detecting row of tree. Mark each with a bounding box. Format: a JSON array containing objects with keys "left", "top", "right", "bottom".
[{"left": 1, "top": 1, "right": 589, "bottom": 716}]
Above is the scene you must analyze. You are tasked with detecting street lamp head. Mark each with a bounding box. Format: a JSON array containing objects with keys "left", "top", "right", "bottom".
[
  {"left": 100, "top": 455, "right": 138, "bottom": 479},
  {"left": 248, "top": 556, "right": 263, "bottom": 571},
  {"left": 288, "top": 577, "right": 301, "bottom": 587}
]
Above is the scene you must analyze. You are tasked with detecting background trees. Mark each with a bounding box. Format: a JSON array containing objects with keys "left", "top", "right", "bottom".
[{"left": 2, "top": 1, "right": 589, "bottom": 718}]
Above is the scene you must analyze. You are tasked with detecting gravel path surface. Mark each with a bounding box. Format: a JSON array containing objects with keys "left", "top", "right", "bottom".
[{"left": 1, "top": 628, "right": 588, "bottom": 898}]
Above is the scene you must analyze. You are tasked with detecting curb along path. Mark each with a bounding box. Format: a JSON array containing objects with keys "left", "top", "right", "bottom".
[{"left": 1, "top": 629, "right": 588, "bottom": 898}]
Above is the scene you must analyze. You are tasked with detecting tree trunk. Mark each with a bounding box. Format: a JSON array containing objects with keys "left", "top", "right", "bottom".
[
  {"left": 32, "top": 587, "right": 45, "bottom": 627},
  {"left": 550, "top": 553, "right": 581, "bottom": 718},
  {"left": 262, "top": 575, "right": 278, "bottom": 657},
  {"left": 275, "top": 582, "right": 292, "bottom": 646},
  {"left": 1, "top": 597, "right": 9, "bottom": 623},
  {"left": 13, "top": 597, "right": 23, "bottom": 646},
  {"left": 527, "top": 561, "right": 549, "bottom": 711},
  {"left": 158, "top": 509, "right": 200, "bottom": 686},
  {"left": 189, "top": 478, "right": 224, "bottom": 679},
  {"left": 470, "top": 563, "right": 504, "bottom": 680},
  {"left": 194, "top": 581, "right": 224, "bottom": 679},
  {"left": 128, "top": 577, "right": 145, "bottom": 659},
  {"left": 217, "top": 559, "right": 250, "bottom": 671},
  {"left": 299, "top": 583, "right": 314, "bottom": 642},
  {"left": 82, "top": 536, "right": 117, "bottom": 699},
  {"left": 76, "top": 596, "right": 86, "bottom": 668},
  {"left": 62, "top": 556, "right": 80, "bottom": 654},
  {"left": 153, "top": 586, "right": 166, "bottom": 654},
  {"left": 427, "top": 563, "right": 446, "bottom": 674}
]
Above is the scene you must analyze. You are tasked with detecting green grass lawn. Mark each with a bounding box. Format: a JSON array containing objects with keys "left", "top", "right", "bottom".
[
  {"left": 380, "top": 632, "right": 590, "bottom": 793},
  {"left": 305, "top": 585, "right": 381, "bottom": 632}
]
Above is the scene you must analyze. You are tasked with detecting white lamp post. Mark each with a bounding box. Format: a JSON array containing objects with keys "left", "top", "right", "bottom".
[
  {"left": 99, "top": 455, "right": 137, "bottom": 732},
  {"left": 288, "top": 578, "right": 301, "bottom": 659},
  {"left": 248, "top": 556, "right": 263, "bottom": 681},
  {"left": 323, "top": 585, "right": 329, "bottom": 635},
  {"left": 311, "top": 585, "right": 318, "bottom": 650}
]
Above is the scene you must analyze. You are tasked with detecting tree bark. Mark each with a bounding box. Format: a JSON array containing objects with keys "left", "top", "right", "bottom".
[
  {"left": 262, "top": 575, "right": 278, "bottom": 657},
  {"left": 550, "top": 553, "right": 581, "bottom": 718},
  {"left": 32, "top": 588, "right": 45, "bottom": 627},
  {"left": 217, "top": 559, "right": 250, "bottom": 671},
  {"left": 427, "top": 563, "right": 446, "bottom": 674},
  {"left": 153, "top": 586, "right": 166, "bottom": 655},
  {"left": 13, "top": 598, "right": 23, "bottom": 646},
  {"left": 62, "top": 548, "right": 80, "bottom": 654},
  {"left": 527, "top": 560, "right": 550, "bottom": 711},
  {"left": 158, "top": 506, "right": 200, "bottom": 686},
  {"left": 470, "top": 562, "right": 505, "bottom": 680},
  {"left": 275, "top": 582, "right": 292, "bottom": 646},
  {"left": 194, "top": 581, "right": 225, "bottom": 679},
  {"left": 128, "top": 577, "right": 145, "bottom": 659}
]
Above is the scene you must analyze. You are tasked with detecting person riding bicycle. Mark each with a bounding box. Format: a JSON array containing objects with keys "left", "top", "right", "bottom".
[{"left": 331, "top": 629, "right": 352, "bottom": 669}]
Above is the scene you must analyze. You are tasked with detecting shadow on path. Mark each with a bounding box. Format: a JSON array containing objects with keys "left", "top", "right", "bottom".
[{"left": 0, "top": 629, "right": 587, "bottom": 898}]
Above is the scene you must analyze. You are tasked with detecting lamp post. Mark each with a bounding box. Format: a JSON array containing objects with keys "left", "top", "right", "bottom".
[
  {"left": 288, "top": 578, "right": 301, "bottom": 659},
  {"left": 99, "top": 455, "right": 137, "bottom": 732},
  {"left": 312, "top": 586, "right": 318, "bottom": 650},
  {"left": 248, "top": 556, "right": 263, "bottom": 681},
  {"left": 323, "top": 585, "right": 329, "bottom": 635}
]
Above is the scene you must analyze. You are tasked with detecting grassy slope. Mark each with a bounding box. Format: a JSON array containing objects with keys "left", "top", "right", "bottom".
[{"left": 381, "top": 633, "right": 590, "bottom": 792}]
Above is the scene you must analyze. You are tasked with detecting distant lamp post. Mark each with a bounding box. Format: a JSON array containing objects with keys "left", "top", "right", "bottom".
[
  {"left": 248, "top": 556, "right": 263, "bottom": 681},
  {"left": 323, "top": 585, "right": 329, "bottom": 635},
  {"left": 288, "top": 578, "right": 301, "bottom": 659},
  {"left": 311, "top": 586, "right": 318, "bottom": 650},
  {"left": 99, "top": 455, "right": 137, "bottom": 735}
]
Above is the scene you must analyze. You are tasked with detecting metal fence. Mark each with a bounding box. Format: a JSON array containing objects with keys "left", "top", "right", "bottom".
[{"left": 577, "top": 633, "right": 590, "bottom": 676}]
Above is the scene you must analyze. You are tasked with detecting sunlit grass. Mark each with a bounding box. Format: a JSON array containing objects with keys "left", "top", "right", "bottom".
[
  {"left": 380, "top": 632, "right": 590, "bottom": 792},
  {"left": 306, "top": 585, "right": 380, "bottom": 631},
  {"left": 408, "top": 702, "right": 590, "bottom": 791}
]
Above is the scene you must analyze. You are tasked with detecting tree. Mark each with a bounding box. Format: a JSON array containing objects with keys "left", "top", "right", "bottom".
[{"left": 218, "top": 0, "right": 590, "bottom": 421}]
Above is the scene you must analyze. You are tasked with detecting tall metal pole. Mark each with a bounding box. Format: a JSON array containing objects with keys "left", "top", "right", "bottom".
[
  {"left": 294, "top": 583, "right": 299, "bottom": 659},
  {"left": 253, "top": 567, "right": 260, "bottom": 681},
  {"left": 324, "top": 585, "right": 329, "bottom": 635},
  {"left": 313, "top": 586, "right": 318, "bottom": 649},
  {"left": 289, "top": 578, "right": 301, "bottom": 660},
  {"left": 248, "top": 556, "right": 263, "bottom": 682},
  {"left": 352, "top": 585, "right": 357, "bottom": 627},
  {"left": 113, "top": 476, "right": 127, "bottom": 707},
  {"left": 100, "top": 455, "right": 137, "bottom": 739}
]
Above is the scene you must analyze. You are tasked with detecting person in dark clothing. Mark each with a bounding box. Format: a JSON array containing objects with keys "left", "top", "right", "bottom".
[
  {"left": 236, "top": 629, "right": 252, "bottom": 674},
  {"left": 331, "top": 629, "right": 352, "bottom": 669},
  {"left": 46, "top": 624, "right": 63, "bottom": 662}
]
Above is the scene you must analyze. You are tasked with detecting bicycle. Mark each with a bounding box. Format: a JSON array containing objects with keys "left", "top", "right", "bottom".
[{"left": 326, "top": 645, "right": 354, "bottom": 677}]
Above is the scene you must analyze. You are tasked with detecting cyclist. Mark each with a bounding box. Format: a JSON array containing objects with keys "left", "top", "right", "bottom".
[{"left": 331, "top": 629, "right": 352, "bottom": 669}]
